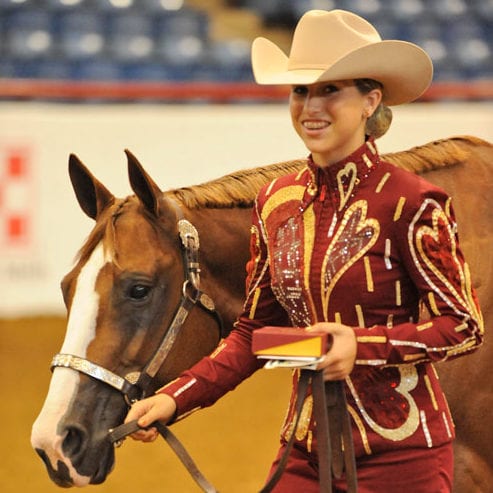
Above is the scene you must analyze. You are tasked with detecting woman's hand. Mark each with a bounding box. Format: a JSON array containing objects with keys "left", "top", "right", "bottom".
[
  {"left": 124, "top": 393, "right": 177, "bottom": 442},
  {"left": 306, "top": 322, "right": 357, "bottom": 381}
]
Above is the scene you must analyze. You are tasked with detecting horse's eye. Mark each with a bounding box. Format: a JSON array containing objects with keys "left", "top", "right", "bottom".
[{"left": 129, "top": 284, "right": 151, "bottom": 300}]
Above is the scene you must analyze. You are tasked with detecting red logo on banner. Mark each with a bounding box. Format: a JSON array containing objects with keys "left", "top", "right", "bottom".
[{"left": 0, "top": 147, "right": 33, "bottom": 249}]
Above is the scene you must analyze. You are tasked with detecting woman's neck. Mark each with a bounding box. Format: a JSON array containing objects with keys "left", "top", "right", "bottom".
[{"left": 311, "top": 138, "right": 367, "bottom": 168}]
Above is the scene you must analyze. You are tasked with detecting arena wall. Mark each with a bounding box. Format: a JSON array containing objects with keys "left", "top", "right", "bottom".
[{"left": 1, "top": 101, "right": 492, "bottom": 317}]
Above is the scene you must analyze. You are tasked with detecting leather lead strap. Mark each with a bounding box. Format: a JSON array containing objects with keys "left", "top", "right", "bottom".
[
  {"left": 259, "top": 370, "right": 311, "bottom": 493},
  {"left": 109, "top": 370, "right": 358, "bottom": 493},
  {"left": 109, "top": 420, "right": 218, "bottom": 493},
  {"left": 339, "top": 381, "right": 358, "bottom": 493},
  {"left": 260, "top": 370, "right": 358, "bottom": 493},
  {"left": 316, "top": 377, "right": 358, "bottom": 493},
  {"left": 312, "top": 373, "right": 334, "bottom": 493}
]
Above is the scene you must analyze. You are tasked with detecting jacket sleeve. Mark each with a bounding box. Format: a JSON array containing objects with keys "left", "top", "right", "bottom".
[
  {"left": 354, "top": 188, "right": 484, "bottom": 366},
  {"left": 158, "top": 198, "right": 290, "bottom": 420}
]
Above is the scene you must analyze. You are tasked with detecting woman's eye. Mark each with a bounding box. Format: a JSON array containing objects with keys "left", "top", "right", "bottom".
[
  {"left": 292, "top": 85, "right": 308, "bottom": 95},
  {"left": 128, "top": 284, "right": 151, "bottom": 300},
  {"left": 292, "top": 84, "right": 339, "bottom": 96},
  {"left": 324, "top": 84, "right": 339, "bottom": 94}
]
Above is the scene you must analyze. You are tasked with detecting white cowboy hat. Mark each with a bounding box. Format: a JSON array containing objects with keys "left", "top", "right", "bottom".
[{"left": 251, "top": 9, "right": 433, "bottom": 105}]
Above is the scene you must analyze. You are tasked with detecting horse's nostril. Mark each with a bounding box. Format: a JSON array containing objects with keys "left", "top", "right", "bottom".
[
  {"left": 62, "top": 425, "right": 86, "bottom": 460},
  {"left": 35, "top": 448, "right": 74, "bottom": 487}
]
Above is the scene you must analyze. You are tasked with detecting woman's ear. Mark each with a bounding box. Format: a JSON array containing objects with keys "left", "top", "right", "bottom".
[{"left": 365, "top": 88, "right": 383, "bottom": 117}]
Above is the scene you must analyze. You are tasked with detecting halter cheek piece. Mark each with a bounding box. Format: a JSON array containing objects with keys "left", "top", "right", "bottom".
[{"left": 50, "top": 202, "right": 222, "bottom": 493}]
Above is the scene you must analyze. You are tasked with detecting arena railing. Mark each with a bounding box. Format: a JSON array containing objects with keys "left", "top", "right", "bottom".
[{"left": 0, "top": 79, "right": 491, "bottom": 103}]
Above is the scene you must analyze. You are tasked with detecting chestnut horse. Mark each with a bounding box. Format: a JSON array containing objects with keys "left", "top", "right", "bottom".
[{"left": 31, "top": 136, "right": 492, "bottom": 492}]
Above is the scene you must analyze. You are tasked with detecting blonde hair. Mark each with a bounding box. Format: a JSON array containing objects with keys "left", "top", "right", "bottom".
[
  {"left": 355, "top": 78, "right": 393, "bottom": 139},
  {"left": 366, "top": 103, "right": 393, "bottom": 139}
]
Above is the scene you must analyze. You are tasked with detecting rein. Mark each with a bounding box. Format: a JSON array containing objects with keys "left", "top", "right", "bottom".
[
  {"left": 51, "top": 200, "right": 222, "bottom": 492},
  {"left": 260, "top": 372, "right": 358, "bottom": 493}
]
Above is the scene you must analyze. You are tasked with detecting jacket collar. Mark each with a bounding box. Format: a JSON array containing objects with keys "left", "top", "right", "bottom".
[
  {"left": 301, "top": 138, "right": 380, "bottom": 210},
  {"left": 308, "top": 138, "right": 379, "bottom": 189}
]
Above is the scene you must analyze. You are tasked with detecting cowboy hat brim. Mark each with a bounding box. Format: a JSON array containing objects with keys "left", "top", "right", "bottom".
[{"left": 252, "top": 37, "right": 433, "bottom": 105}]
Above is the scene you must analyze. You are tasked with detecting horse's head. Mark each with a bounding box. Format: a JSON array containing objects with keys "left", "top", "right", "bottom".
[{"left": 31, "top": 152, "right": 222, "bottom": 486}]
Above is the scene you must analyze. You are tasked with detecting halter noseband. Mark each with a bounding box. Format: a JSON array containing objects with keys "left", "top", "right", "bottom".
[{"left": 51, "top": 202, "right": 223, "bottom": 407}]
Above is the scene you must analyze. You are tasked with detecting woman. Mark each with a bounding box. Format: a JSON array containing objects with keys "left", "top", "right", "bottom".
[{"left": 125, "top": 10, "right": 483, "bottom": 492}]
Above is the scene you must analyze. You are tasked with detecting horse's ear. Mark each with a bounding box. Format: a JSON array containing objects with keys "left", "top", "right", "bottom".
[
  {"left": 68, "top": 154, "right": 114, "bottom": 220},
  {"left": 125, "top": 149, "right": 163, "bottom": 216}
]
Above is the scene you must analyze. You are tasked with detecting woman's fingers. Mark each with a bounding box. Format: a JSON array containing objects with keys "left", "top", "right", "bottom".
[
  {"left": 306, "top": 322, "right": 357, "bottom": 380},
  {"left": 124, "top": 394, "right": 177, "bottom": 441},
  {"left": 129, "top": 427, "right": 159, "bottom": 442}
]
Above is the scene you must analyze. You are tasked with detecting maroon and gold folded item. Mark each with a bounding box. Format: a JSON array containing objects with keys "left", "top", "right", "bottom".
[{"left": 252, "top": 326, "right": 331, "bottom": 359}]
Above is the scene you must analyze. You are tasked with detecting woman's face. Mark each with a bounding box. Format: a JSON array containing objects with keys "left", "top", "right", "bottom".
[{"left": 289, "top": 80, "right": 382, "bottom": 167}]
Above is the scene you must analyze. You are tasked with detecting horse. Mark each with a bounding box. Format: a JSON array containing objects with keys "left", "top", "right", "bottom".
[{"left": 31, "top": 135, "right": 492, "bottom": 492}]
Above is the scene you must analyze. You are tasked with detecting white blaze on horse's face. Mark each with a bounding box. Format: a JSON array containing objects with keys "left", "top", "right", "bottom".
[{"left": 31, "top": 243, "right": 109, "bottom": 487}]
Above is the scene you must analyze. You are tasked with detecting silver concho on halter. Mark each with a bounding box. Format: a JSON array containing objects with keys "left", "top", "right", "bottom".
[
  {"left": 178, "top": 219, "right": 201, "bottom": 289},
  {"left": 178, "top": 219, "right": 200, "bottom": 249}
]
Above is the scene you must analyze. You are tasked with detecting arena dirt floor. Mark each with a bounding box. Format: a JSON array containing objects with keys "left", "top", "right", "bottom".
[{"left": 0, "top": 316, "right": 292, "bottom": 493}]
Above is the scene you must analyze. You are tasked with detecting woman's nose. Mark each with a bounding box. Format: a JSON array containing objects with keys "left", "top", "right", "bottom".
[{"left": 305, "top": 93, "right": 323, "bottom": 113}]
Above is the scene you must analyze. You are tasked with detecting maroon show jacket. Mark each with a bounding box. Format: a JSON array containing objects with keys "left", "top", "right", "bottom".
[{"left": 159, "top": 139, "right": 483, "bottom": 459}]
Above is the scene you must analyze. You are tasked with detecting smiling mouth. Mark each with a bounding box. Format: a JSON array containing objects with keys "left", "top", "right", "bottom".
[{"left": 303, "top": 120, "right": 329, "bottom": 130}]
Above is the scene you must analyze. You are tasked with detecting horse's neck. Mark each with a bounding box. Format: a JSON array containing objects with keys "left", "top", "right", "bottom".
[{"left": 189, "top": 206, "right": 253, "bottom": 333}]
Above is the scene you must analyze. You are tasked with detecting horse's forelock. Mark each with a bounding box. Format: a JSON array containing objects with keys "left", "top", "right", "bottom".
[{"left": 75, "top": 197, "right": 131, "bottom": 264}]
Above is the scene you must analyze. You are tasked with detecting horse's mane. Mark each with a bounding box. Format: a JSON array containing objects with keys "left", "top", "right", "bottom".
[
  {"left": 383, "top": 135, "right": 483, "bottom": 172},
  {"left": 166, "top": 135, "right": 488, "bottom": 210},
  {"left": 166, "top": 159, "right": 307, "bottom": 209}
]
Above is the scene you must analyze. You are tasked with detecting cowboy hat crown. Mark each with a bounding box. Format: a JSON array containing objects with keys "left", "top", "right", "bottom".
[{"left": 251, "top": 9, "right": 433, "bottom": 105}]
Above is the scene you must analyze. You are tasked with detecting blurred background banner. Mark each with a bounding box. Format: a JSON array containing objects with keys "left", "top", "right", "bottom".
[{"left": 0, "top": 145, "right": 34, "bottom": 250}]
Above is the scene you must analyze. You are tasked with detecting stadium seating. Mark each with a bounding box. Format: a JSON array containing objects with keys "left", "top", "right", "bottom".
[{"left": 0, "top": 0, "right": 491, "bottom": 82}]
